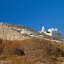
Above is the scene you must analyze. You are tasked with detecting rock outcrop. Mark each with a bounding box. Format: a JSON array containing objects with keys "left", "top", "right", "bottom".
[
  {"left": 0, "top": 23, "right": 26, "bottom": 40},
  {"left": 0, "top": 22, "right": 36, "bottom": 40}
]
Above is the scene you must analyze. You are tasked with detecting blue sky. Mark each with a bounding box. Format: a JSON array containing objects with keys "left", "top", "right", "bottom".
[{"left": 0, "top": 0, "right": 64, "bottom": 35}]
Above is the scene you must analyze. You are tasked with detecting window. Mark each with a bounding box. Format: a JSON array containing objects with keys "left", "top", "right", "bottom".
[{"left": 46, "top": 31, "right": 50, "bottom": 33}]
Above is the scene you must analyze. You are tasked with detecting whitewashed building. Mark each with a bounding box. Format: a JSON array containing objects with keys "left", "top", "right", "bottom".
[
  {"left": 40, "top": 26, "right": 60, "bottom": 37},
  {"left": 44, "top": 28, "right": 59, "bottom": 37}
]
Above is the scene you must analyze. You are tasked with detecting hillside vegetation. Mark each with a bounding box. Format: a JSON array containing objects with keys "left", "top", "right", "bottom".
[{"left": 0, "top": 37, "right": 64, "bottom": 64}]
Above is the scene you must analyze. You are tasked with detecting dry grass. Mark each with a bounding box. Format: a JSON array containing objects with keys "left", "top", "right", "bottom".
[{"left": 0, "top": 38, "right": 64, "bottom": 64}]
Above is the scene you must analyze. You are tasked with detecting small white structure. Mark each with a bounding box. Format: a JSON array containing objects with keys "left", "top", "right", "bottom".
[
  {"left": 41, "top": 26, "right": 45, "bottom": 32},
  {"left": 40, "top": 26, "right": 60, "bottom": 37},
  {"left": 44, "top": 28, "right": 58, "bottom": 37},
  {"left": 39, "top": 26, "right": 45, "bottom": 33}
]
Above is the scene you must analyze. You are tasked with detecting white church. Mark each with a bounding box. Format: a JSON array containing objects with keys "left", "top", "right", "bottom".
[{"left": 40, "top": 26, "right": 60, "bottom": 37}]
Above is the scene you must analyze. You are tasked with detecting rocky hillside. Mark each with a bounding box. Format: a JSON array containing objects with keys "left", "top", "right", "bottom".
[
  {"left": 0, "top": 22, "right": 64, "bottom": 64},
  {"left": 0, "top": 22, "right": 38, "bottom": 40}
]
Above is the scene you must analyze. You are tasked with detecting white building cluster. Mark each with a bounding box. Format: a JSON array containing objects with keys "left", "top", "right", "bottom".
[{"left": 40, "top": 26, "right": 60, "bottom": 37}]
